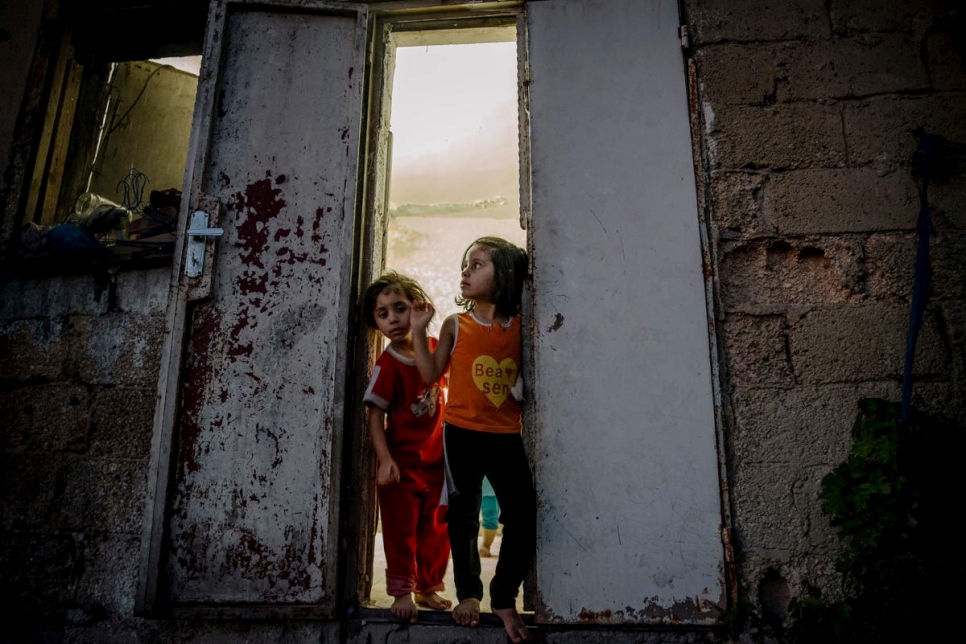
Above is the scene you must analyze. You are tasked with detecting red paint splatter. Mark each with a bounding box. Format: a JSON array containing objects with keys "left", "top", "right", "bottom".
[
  {"left": 237, "top": 272, "right": 268, "bottom": 296},
  {"left": 231, "top": 177, "right": 288, "bottom": 269},
  {"left": 229, "top": 307, "right": 251, "bottom": 347},
  {"left": 177, "top": 305, "right": 221, "bottom": 474},
  {"left": 227, "top": 342, "right": 254, "bottom": 360},
  {"left": 312, "top": 209, "right": 324, "bottom": 243}
]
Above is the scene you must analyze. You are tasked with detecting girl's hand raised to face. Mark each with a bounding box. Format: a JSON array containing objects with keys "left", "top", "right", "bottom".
[{"left": 410, "top": 300, "right": 434, "bottom": 332}]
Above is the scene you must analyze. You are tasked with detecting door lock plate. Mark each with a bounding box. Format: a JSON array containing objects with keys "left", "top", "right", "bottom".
[{"left": 185, "top": 210, "right": 224, "bottom": 278}]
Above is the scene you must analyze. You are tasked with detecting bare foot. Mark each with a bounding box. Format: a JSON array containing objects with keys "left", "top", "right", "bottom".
[
  {"left": 479, "top": 545, "right": 492, "bottom": 557},
  {"left": 492, "top": 606, "right": 531, "bottom": 642},
  {"left": 390, "top": 593, "right": 418, "bottom": 623},
  {"left": 414, "top": 591, "right": 452, "bottom": 610},
  {"left": 451, "top": 598, "right": 480, "bottom": 627}
]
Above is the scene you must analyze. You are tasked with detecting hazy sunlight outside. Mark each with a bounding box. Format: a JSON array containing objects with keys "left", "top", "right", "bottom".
[{"left": 385, "top": 41, "right": 525, "bottom": 332}]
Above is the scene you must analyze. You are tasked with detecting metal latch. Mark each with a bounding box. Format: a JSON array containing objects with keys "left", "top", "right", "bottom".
[{"left": 185, "top": 210, "right": 224, "bottom": 278}]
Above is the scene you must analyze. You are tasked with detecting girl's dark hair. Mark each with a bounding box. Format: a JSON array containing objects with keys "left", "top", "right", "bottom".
[
  {"left": 362, "top": 271, "right": 432, "bottom": 329},
  {"left": 456, "top": 236, "right": 527, "bottom": 318}
]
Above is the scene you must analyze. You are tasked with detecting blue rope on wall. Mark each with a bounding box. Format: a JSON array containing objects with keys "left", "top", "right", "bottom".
[{"left": 901, "top": 130, "right": 935, "bottom": 423}]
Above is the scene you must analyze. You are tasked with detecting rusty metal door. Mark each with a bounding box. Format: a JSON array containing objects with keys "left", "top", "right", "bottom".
[
  {"left": 137, "top": 0, "right": 367, "bottom": 616},
  {"left": 527, "top": 0, "right": 727, "bottom": 625}
]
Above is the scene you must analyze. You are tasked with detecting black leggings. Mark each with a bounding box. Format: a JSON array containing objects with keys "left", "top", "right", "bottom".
[{"left": 444, "top": 424, "right": 536, "bottom": 610}]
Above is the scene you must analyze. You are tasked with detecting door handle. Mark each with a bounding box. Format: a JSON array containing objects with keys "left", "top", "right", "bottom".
[{"left": 185, "top": 210, "right": 223, "bottom": 278}]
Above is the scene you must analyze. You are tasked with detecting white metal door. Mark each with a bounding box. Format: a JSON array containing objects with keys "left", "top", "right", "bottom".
[
  {"left": 527, "top": 0, "right": 726, "bottom": 625},
  {"left": 138, "top": 0, "right": 367, "bottom": 615}
]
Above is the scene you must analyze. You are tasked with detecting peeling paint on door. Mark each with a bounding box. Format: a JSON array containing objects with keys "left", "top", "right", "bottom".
[{"left": 155, "top": 2, "right": 367, "bottom": 611}]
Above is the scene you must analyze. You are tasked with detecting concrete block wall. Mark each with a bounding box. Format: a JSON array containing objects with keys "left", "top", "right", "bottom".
[
  {"left": 0, "top": 268, "right": 170, "bottom": 636},
  {"left": 688, "top": 0, "right": 966, "bottom": 621}
]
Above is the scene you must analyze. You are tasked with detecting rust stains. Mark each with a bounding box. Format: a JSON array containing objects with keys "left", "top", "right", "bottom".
[
  {"left": 255, "top": 423, "right": 284, "bottom": 469},
  {"left": 563, "top": 594, "right": 725, "bottom": 625},
  {"left": 227, "top": 305, "right": 254, "bottom": 364},
  {"left": 214, "top": 526, "right": 313, "bottom": 598},
  {"left": 178, "top": 304, "right": 221, "bottom": 474},
  {"left": 578, "top": 607, "right": 613, "bottom": 622},
  {"left": 226, "top": 531, "right": 273, "bottom": 580},
  {"left": 313, "top": 207, "right": 329, "bottom": 244},
  {"left": 548, "top": 312, "right": 565, "bottom": 333}
]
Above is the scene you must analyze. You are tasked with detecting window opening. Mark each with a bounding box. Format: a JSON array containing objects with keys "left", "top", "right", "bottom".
[
  {"left": 366, "top": 24, "right": 527, "bottom": 616},
  {"left": 17, "top": 44, "right": 200, "bottom": 272}
]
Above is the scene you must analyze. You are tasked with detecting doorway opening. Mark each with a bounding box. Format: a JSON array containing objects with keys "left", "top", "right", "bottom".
[{"left": 364, "top": 21, "right": 528, "bottom": 616}]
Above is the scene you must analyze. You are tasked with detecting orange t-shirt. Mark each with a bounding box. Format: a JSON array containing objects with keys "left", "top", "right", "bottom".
[{"left": 444, "top": 312, "right": 522, "bottom": 434}]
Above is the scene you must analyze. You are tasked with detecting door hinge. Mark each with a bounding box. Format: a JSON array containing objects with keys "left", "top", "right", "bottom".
[{"left": 679, "top": 24, "right": 691, "bottom": 50}]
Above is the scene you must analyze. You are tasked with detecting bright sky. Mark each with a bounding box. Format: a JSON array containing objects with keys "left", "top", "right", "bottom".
[
  {"left": 384, "top": 39, "right": 525, "bottom": 325},
  {"left": 390, "top": 42, "right": 518, "bottom": 162}
]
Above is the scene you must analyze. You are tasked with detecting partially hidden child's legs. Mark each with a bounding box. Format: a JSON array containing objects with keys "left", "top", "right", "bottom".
[
  {"left": 479, "top": 493, "right": 500, "bottom": 557},
  {"left": 444, "top": 424, "right": 486, "bottom": 625}
]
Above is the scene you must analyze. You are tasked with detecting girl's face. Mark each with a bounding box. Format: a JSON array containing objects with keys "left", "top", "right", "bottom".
[
  {"left": 460, "top": 245, "right": 496, "bottom": 302},
  {"left": 372, "top": 287, "right": 413, "bottom": 346}
]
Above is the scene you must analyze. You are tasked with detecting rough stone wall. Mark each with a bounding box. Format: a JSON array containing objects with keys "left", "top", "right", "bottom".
[
  {"left": 0, "top": 270, "right": 340, "bottom": 643},
  {"left": 0, "top": 269, "right": 169, "bottom": 637},
  {"left": 687, "top": 0, "right": 966, "bottom": 621}
]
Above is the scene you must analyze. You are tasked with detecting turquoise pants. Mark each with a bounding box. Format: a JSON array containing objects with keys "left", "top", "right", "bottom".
[{"left": 481, "top": 476, "right": 500, "bottom": 530}]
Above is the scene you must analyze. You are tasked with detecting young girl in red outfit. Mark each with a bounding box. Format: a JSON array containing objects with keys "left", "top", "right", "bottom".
[
  {"left": 411, "top": 237, "right": 535, "bottom": 643},
  {"left": 362, "top": 271, "right": 452, "bottom": 623}
]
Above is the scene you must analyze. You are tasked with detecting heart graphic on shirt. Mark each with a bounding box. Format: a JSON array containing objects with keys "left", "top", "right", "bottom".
[{"left": 472, "top": 356, "right": 518, "bottom": 409}]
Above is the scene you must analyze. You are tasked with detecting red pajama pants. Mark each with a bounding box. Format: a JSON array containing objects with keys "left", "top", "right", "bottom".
[{"left": 378, "top": 465, "right": 450, "bottom": 597}]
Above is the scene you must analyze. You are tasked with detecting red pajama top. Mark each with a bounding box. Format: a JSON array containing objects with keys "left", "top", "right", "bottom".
[{"left": 363, "top": 339, "right": 444, "bottom": 468}]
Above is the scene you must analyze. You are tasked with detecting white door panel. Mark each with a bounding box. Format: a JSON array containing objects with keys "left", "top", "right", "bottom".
[{"left": 528, "top": 0, "right": 725, "bottom": 625}]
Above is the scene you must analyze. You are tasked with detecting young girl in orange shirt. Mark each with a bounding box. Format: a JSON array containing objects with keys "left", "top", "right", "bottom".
[{"left": 411, "top": 237, "right": 535, "bottom": 643}]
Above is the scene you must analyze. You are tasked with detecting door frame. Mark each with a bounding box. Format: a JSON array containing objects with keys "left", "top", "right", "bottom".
[{"left": 344, "top": 0, "right": 530, "bottom": 614}]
